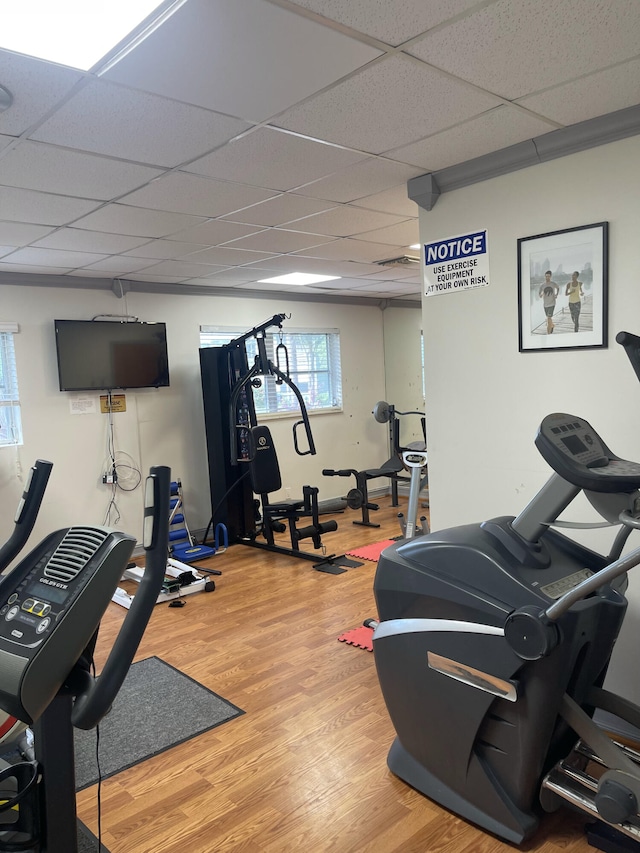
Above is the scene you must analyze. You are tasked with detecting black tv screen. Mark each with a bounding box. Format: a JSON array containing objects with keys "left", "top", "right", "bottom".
[{"left": 54, "top": 320, "right": 170, "bottom": 391}]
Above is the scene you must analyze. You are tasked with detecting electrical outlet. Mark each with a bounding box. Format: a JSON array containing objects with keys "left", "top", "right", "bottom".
[{"left": 285, "top": 487, "right": 291, "bottom": 498}]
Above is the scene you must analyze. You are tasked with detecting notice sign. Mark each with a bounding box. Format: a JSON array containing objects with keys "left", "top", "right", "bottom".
[{"left": 423, "top": 230, "right": 490, "bottom": 297}]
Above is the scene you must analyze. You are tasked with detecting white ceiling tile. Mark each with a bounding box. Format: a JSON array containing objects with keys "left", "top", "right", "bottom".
[
  {"left": 0, "top": 141, "right": 162, "bottom": 198},
  {"left": 31, "top": 80, "right": 250, "bottom": 168},
  {"left": 0, "top": 222, "right": 55, "bottom": 245},
  {"left": 241, "top": 255, "right": 381, "bottom": 277},
  {"left": 276, "top": 54, "right": 502, "bottom": 153},
  {"left": 517, "top": 59, "right": 640, "bottom": 125},
  {"left": 124, "top": 259, "right": 223, "bottom": 279},
  {"left": 166, "top": 220, "right": 264, "bottom": 245},
  {"left": 125, "top": 273, "right": 195, "bottom": 284},
  {"left": 184, "top": 246, "right": 280, "bottom": 266},
  {"left": 293, "top": 237, "right": 404, "bottom": 263},
  {"left": 72, "top": 204, "right": 206, "bottom": 238},
  {"left": 0, "top": 134, "right": 12, "bottom": 154},
  {"left": 79, "top": 256, "right": 158, "bottom": 274},
  {"left": 360, "top": 266, "right": 419, "bottom": 281},
  {"left": 4, "top": 247, "right": 108, "bottom": 267},
  {"left": 120, "top": 173, "right": 279, "bottom": 217},
  {"left": 65, "top": 269, "right": 120, "bottom": 279},
  {"left": 223, "top": 229, "right": 336, "bottom": 254},
  {"left": 222, "top": 194, "right": 337, "bottom": 227},
  {"left": 180, "top": 277, "right": 245, "bottom": 288},
  {"left": 122, "top": 239, "right": 210, "bottom": 260},
  {"left": 290, "top": 205, "right": 411, "bottom": 237},
  {"left": 102, "top": 0, "right": 382, "bottom": 122},
  {"left": 353, "top": 220, "right": 419, "bottom": 247},
  {"left": 0, "top": 185, "right": 102, "bottom": 226},
  {"left": 33, "top": 228, "right": 150, "bottom": 254},
  {"left": 192, "top": 267, "right": 274, "bottom": 284},
  {"left": 409, "top": 0, "right": 640, "bottom": 100},
  {"left": 234, "top": 281, "right": 316, "bottom": 294},
  {"left": 386, "top": 106, "right": 559, "bottom": 171},
  {"left": 0, "top": 50, "right": 83, "bottom": 136},
  {"left": 0, "top": 262, "right": 73, "bottom": 274},
  {"left": 290, "top": 0, "right": 483, "bottom": 45},
  {"left": 0, "top": 246, "right": 14, "bottom": 258},
  {"left": 296, "top": 157, "right": 422, "bottom": 203},
  {"left": 354, "top": 282, "right": 421, "bottom": 294},
  {"left": 184, "top": 127, "right": 368, "bottom": 190},
  {"left": 353, "top": 184, "right": 418, "bottom": 217}
]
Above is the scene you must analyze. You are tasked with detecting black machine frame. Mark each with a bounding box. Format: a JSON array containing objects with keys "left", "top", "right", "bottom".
[{"left": 199, "top": 315, "right": 340, "bottom": 565}]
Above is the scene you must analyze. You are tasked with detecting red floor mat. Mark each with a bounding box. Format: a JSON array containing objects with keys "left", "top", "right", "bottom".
[
  {"left": 346, "top": 539, "right": 396, "bottom": 561},
  {"left": 337, "top": 625, "right": 374, "bottom": 651}
]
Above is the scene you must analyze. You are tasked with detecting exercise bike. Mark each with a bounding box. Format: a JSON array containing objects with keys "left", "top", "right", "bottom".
[
  {"left": 372, "top": 331, "right": 640, "bottom": 846},
  {"left": 0, "top": 461, "right": 170, "bottom": 851}
]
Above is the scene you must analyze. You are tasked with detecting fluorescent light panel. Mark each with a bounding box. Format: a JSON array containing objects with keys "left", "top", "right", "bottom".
[
  {"left": 258, "top": 273, "right": 342, "bottom": 286},
  {"left": 0, "top": 1, "right": 170, "bottom": 70}
]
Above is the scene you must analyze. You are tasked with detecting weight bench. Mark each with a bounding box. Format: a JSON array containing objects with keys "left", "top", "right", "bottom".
[
  {"left": 322, "top": 458, "right": 404, "bottom": 528},
  {"left": 249, "top": 425, "right": 337, "bottom": 554}
]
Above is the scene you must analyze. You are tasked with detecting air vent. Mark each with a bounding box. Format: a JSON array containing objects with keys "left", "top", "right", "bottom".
[
  {"left": 375, "top": 255, "right": 420, "bottom": 268},
  {"left": 44, "top": 527, "right": 109, "bottom": 583}
]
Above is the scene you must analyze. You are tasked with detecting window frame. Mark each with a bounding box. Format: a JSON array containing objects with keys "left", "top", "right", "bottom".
[
  {"left": 0, "top": 323, "right": 23, "bottom": 448},
  {"left": 200, "top": 325, "right": 343, "bottom": 418}
]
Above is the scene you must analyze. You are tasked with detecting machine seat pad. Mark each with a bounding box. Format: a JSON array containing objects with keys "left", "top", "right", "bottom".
[
  {"left": 363, "top": 459, "right": 404, "bottom": 479},
  {"left": 264, "top": 499, "right": 306, "bottom": 513}
]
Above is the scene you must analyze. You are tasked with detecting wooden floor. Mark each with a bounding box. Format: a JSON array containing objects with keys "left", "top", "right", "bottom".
[{"left": 78, "top": 496, "right": 597, "bottom": 853}]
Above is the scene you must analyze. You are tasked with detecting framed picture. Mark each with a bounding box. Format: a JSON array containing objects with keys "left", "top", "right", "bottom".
[{"left": 518, "top": 222, "right": 608, "bottom": 352}]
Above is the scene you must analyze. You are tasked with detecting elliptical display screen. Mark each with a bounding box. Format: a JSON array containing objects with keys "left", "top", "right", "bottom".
[{"left": 560, "top": 434, "right": 589, "bottom": 456}]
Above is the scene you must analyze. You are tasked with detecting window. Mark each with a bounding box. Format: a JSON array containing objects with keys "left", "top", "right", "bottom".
[
  {"left": 0, "top": 324, "right": 23, "bottom": 447},
  {"left": 200, "top": 326, "right": 342, "bottom": 415}
]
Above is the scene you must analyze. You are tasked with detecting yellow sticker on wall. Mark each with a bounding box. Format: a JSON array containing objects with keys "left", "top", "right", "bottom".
[{"left": 100, "top": 395, "right": 126, "bottom": 413}]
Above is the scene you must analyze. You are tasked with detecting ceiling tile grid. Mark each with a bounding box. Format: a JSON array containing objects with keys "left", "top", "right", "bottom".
[
  {"left": 288, "top": 0, "right": 486, "bottom": 46},
  {"left": 408, "top": 0, "right": 640, "bottom": 101},
  {"left": 275, "top": 54, "right": 504, "bottom": 154},
  {"left": 183, "top": 127, "right": 369, "bottom": 190},
  {"left": 0, "top": 50, "right": 83, "bottom": 136},
  {"left": 100, "top": 0, "right": 383, "bottom": 121},
  {"left": 0, "top": 0, "right": 637, "bottom": 303},
  {"left": 0, "top": 141, "right": 163, "bottom": 199},
  {"left": 384, "top": 105, "right": 560, "bottom": 172},
  {"left": 29, "top": 79, "right": 251, "bottom": 168}
]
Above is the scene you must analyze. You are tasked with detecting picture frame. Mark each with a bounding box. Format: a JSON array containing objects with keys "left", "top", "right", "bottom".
[{"left": 517, "top": 222, "right": 608, "bottom": 352}]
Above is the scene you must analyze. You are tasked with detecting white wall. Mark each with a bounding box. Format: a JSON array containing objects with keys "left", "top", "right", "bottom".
[
  {"left": 382, "top": 306, "right": 425, "bottom": 449},
  {"left": 0, "top": 284, "right": 420, "bottom": 555},
  {"left": 419, "top": 134, "right": 640, "bottom": 704}
]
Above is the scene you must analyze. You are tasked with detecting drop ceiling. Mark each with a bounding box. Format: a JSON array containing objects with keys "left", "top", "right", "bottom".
[{"left": 0, "top": 0, "right": 638, "bottom": 305}]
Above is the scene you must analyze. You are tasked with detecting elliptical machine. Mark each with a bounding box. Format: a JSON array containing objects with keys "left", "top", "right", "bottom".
[
  {"left": 0, "top": 461, "right": 170, "bottom": 852},
  {"left": 372, "top": 331, "right": 640, "bottom": 846}
]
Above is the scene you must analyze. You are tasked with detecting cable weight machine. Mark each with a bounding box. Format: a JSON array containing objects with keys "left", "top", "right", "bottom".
[{"left": 200, "top": 315, "right": 339, "bottom": 563}]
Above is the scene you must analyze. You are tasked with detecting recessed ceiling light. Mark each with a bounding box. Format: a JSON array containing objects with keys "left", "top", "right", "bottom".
[
  {"left": 0, "top": 1, "right": 181, "bottom": 71},
  {"left": 258, "top": 273, "right": 342, "bottom": 286}
]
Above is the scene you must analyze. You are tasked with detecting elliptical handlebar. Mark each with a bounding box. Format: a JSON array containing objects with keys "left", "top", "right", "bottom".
[
  {"left": 71, "top": 465, "right": 171, "bottom": 730},
  {"left": 0, "top": 460, "right": 53, "bottom": 577}
]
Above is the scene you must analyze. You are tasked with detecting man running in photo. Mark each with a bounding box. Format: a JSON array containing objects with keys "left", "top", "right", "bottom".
[{"left": 538, "top": 270, "right": 559, "bottom": 334}]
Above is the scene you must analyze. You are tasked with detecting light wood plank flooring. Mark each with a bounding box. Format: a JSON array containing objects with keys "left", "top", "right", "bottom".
[{"left": 78, "top": 496, "right": 598, "bottom": 853}]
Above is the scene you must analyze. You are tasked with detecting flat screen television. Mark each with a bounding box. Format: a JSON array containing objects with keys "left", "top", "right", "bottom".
[{"left": 54, "top": 320, "right": 170, "bottom": 392}]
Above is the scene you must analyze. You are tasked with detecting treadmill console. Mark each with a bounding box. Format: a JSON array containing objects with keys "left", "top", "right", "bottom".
[{"left": 536, "top": 413, "right": 640, "bottom": 493}]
